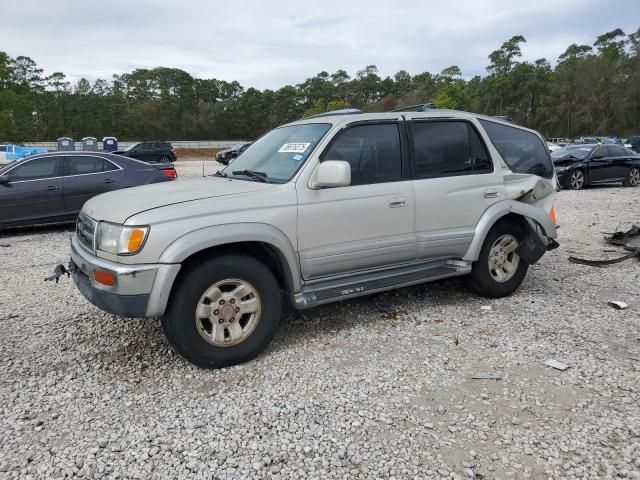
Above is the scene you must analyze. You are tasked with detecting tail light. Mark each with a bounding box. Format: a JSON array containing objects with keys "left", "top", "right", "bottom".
[{"left": 161, "top": 168, "right": 177, "bottom": 179}]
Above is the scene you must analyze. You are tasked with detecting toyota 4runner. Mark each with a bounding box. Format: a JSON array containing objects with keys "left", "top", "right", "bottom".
[{"left": 66, "top": 110, "right": 559, "bottom": 368}]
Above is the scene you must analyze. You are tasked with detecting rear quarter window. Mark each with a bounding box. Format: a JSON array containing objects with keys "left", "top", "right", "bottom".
[{"left": 479, "top": 119, "right": 553, "bottom": 178}]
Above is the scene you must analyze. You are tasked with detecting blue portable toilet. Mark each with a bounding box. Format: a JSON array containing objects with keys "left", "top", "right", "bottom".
[
  {"left": 103, "top": 136, "right": 118, "bottom": 152},
  {"left": 57, "top": 137, "right": 75, "bottom": 151}
]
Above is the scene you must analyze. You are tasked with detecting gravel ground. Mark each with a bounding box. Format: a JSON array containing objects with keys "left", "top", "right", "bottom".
[{"left": 1, "top": 169, "right": 639, "bottom": 479}]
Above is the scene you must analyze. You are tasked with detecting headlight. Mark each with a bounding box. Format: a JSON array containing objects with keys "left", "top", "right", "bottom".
[
  {"left": 96, "top": 222, "right": 149, "bottom": 255},
  {"left": 555, "top": 166, "right": 570, "bottom": 173}
]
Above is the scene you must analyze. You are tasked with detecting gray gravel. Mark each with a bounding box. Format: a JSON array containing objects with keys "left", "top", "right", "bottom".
[{"left": 1, "top": 171, "right": 639, "bottom": 479}]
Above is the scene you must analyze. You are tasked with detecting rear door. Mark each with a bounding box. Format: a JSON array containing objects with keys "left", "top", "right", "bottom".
[
  {"left": 409, "top": 118, "right": 501, "bottom": 260},
  {"left": 62, "top": 155, "right": 124, "bottom": 214},
  {"left": 608, "top": 146, "right": 630, "bottom": 178},
  {"left": 0, "top": 156, "right": 65, "bottom": 227}
]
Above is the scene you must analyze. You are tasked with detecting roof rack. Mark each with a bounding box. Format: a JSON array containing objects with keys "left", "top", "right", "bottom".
[
  {"left": 304, "top": 108, "right": 363, "bottom": 119},
  {"left": 391, "top": 103, "right": 437, "bottom": 112}
]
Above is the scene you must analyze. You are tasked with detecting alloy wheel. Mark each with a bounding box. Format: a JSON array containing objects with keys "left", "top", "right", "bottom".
[
  {"left": 488, "top": 234, "right": 520, "bottom": 283},
  {"left": 195, "top": 278, "right": 262, "bottom": 347},
  {"left": 570, "top": 170, "right": 584, "bottom": 190}
]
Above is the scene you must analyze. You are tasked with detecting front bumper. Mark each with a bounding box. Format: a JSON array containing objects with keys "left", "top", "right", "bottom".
[{"left": 70, "top": 234, "right": 180, "bottom": 318}]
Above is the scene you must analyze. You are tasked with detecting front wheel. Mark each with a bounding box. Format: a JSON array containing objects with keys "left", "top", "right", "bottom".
[
  {"left": 569, "top": 169, "right": 585, "bottom": 190},
  {"left": 622, "top": 166, "right": 640, "bottom": 187},
  {"left": 468, "top": 220, "right": 529, "bottom": 298},
  {"left": 162, "top": 254, "right": 282, "bottom": 368}
]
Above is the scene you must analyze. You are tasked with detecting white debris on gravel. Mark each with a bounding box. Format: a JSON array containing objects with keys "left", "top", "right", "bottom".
[{"left": 1, "top": 174, "right": 639, "bottom": 479}]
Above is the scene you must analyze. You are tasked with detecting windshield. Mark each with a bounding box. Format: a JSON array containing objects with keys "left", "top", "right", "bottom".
[
  {"left": 124, "top": 142, "right": 140, "bottom": 152},
  {"left": 221, "top": 123, "right": 332, "bottom": 183},
  {"left": 551, "top": 146, "right": 594, "bottom": 160}
]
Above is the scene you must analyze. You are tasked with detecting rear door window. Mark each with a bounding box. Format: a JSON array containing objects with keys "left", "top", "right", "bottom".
[
  {"left": 411, "top": 121, "right": 492, "bottom": 177},
  {"left": 479, "top": 119, "right": 553, "bottom": 178},
  {"left": 66, "top": 156, "right": 118, "bottom": 175},
  {"left": 322, "top": 123, "right": 403, "bottom": 185},
  {"left": 609, "top": 146, "right": 626, "bottom": 157}
]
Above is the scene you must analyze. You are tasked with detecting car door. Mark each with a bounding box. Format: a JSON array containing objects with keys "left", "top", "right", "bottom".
[
  {"left": 588, "top": 146, "right": 614, "bottom": 182},
  {"left": 409, "top": 119, "right": 502, "bottom": 260},
  {"left": 608, "top": 146, "right": 630, "bottom": 179},
  {"left": 62, "top": 155, "right": 124, "bottom": 215},
  {"left": 296, "top": 121, "right": 415, "bottom": 280},
  {"left": 0, "top": 156, "right": 65, "bottom": 227}
]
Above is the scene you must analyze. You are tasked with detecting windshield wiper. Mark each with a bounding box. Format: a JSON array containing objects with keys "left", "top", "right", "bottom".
[
  {"left": 232, "top": 169, "right": 269, "bottom": 183},
  {"left": 213, "top": 170, "right": 227, "bottom": 178}
]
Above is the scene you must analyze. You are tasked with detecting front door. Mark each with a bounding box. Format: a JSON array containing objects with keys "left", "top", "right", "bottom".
[
  {"left": 297, "top": 121, "right": 415, "bottom": 280},
  {"left": 0, "top": 156, "right": 65, "bottom": 227},
  {"left": 588, "top": 146, "right": 616, "bottom": 182}
]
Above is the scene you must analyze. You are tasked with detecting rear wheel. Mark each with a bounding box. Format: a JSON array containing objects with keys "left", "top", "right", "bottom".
[
  {"left": 622, "top": 166, "right": 640, "bottom": 187},
  {"left": 468, "top": 220, "right": 529, "bottom": 298},
  {"left": 569, "top": 169, "right": 585, "bottom": 190},
  {"left": 162, "top": 254, "right": 282, "bottom": 368}
]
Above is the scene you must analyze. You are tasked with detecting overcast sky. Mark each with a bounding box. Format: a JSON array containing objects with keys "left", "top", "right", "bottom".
[{"left": 1, "top": 0, "right": 639, "bottom": 90}]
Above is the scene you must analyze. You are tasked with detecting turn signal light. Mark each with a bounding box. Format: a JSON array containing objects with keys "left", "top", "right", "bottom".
[
  {"left": 127, "top": 229, "right": 146, "bottom": 253},
  {"left": 93, "top": 269, "right": 116, "bottom": 286},
  {"left": 549, "top": 206, "right": 557, "bottom": 226}
]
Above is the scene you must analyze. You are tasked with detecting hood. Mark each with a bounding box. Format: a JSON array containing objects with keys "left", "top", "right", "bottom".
[
  {"left": 217, "top": 148, "right": 232, "bottom": 156},
  {"left": 82, "top": 176, "right": 274, "bottom": 224}
]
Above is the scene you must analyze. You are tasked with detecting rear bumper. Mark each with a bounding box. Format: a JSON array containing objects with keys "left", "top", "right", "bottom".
[{"left": 70, "top": 235, "right": 180, "bottom": 317}]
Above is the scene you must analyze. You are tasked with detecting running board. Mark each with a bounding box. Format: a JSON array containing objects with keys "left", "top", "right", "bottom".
[{"left": 292, "top": 260, "right": 472, "bottom": 309}]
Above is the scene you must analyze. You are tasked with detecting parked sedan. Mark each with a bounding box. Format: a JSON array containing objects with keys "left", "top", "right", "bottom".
[
  {"left": 0, "top": 152, "right": 177, "bottom": 229},
  {"left": 215, "top": 142, "right": 252, "bottom": 165},
  {"left": 552, "top": 144, "right": 640, "bottom": 190}
]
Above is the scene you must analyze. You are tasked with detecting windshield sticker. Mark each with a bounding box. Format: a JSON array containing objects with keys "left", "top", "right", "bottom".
[
  {"left": 279, "top": 142, "right": 310, "bottom": 153},
  {"left": 292, "top": 154, "right": 304, "bottom": 161}
]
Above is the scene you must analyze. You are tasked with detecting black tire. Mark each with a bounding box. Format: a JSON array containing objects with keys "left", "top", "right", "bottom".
[
  {"left": 568, "top": 169, "right": 585, "bottom": 190},
  {"left": 162, "top": 254, "right": 282, "bottom": 368},
  {"left": 622, "top": 166, "right": 640, "bottom": 187},
  {"left": 468, "top": 219, "right": 529, "bottom": 298}
]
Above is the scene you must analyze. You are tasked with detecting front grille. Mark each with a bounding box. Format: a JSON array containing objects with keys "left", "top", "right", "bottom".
[{"left": 76, "top": 212, "right": 96, "bottom": 251}]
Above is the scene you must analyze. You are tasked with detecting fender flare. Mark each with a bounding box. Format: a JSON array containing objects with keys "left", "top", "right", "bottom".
[
  {"left": 158, "top": 223, "right": 302, "bottom": 292},
  {"left": 463, "top": 200, "right": 557, "bottom": 262}
]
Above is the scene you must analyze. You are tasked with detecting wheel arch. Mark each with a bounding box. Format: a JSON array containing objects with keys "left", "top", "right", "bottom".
[
  {"left": 463, "top": 200, "right": 557, "bottom": 262},
  {"left": 159, "top": 223, "right": 301, "bottom": 295}
]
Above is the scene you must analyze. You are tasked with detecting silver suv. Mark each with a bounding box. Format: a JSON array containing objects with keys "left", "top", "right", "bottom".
[{"left": 68, "top": 110, "right": 559, "bottom": 368}]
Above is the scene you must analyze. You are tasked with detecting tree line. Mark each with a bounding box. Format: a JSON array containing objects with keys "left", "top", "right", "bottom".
[{"left": 1, "top": 27, "right": 639, "bottom": 143}]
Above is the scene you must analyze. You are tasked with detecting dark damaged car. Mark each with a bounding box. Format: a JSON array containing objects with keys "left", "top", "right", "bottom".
[{"left": 552, "top": 144, "right": 640, "bottom": 190}]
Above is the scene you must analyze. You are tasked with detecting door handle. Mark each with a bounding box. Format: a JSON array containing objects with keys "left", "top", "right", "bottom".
[
  {"left": 45, "top": 185, "right": 59, "bottom": 191},
  {"left": 388, "top": 197, "right": 406, "bottom": 208},
  {"left": 103, "top": 179, "right": 115, "bottom": 184},
  {"left": 484, "top": 189, "right": 500, "bottom": 198}
]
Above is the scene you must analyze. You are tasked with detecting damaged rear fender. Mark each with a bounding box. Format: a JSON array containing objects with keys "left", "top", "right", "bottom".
[{"left": 463, "top": 200, "right": 558, "bottom": 263}]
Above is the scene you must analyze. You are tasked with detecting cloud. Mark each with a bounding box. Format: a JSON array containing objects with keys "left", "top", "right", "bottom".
[{"left": 0, "top": 0, "right": 638, "bottom": 89}]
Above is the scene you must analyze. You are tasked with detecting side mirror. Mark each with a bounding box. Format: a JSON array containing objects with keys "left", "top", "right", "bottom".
[
  {"left": 310, "top": 160, "right": 351, "bottom": 188},
  {"left": 0, "top": 175, "right": 10, "bottom": 184}
]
